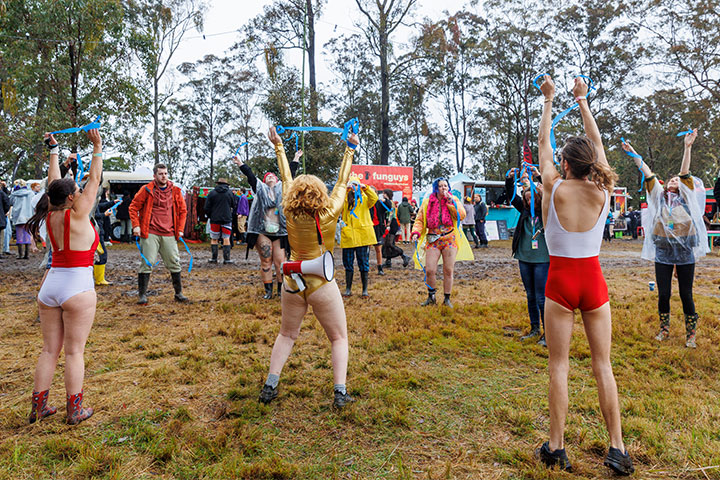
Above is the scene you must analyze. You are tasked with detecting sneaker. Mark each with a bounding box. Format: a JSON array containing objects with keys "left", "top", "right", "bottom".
[
  {"left": 537, "top": 334, "right": 547, "bottom": 347},
  {"left": 521, "top": 328, "right": 541, "bottom": 340},
  {"left": 603, "top": 447, "right": 634, "bottom": 476},
  {"left": 536, "top": 442, "right": 572, "bottom": 472},
  {"left": 442, "top": 297, "right": 453, "bottom": 308},
  {"left": 258, "top": 384, "right": 278, "bottom": 404},
  {"left": 333, "top": 390, "right": 355, "bottom": 409}
]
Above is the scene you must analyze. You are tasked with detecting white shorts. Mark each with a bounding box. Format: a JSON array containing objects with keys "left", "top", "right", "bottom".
[{"left": 37, "top": 267, "right": 95, "bottom": 308}]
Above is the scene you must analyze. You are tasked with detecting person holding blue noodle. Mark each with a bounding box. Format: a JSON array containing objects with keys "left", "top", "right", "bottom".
[
  {"left": 257, "top": 127, "right": 359, "bottom": 409},
  {"left": 535, "top": 75, "right": 633, "bottom": 475},
  {"left": 621, "top": 131, "right": 706, "bottom": 347},
  {"left": 25, "top": 129, "right": 103, "bottom": 425}
]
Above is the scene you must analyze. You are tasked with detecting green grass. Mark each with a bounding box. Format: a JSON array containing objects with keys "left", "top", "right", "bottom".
[{"left": 0, "top": 241, "right": 719, "bottom": 479}]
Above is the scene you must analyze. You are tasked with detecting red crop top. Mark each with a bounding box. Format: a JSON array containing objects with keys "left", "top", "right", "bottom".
[{"left": 47, "top": 209, "right": 99, "bottom": 268}]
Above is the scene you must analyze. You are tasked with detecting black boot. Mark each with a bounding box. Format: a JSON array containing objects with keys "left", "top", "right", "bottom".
[
  {"left": 171, "top": 272, "right": 189, "bottom": 302},
  {"left": 23, "top": 244, "right": 29, "bottom": 259},
  {"left": 262, "top": 283, "right": 273, "bottom": 299},
  {"left": 402, "top": 254, "right": 410, "bottom": 268},
  {"left": 276, "top": 282, "right": 282, "bottom": 297},
  {"left": 360, "top": 271, "right": 369, "bottom": 297},
  {"left": 377, "top": 264, "right": 385, "bottom": 276},
  {"left": 137, "top": 273, "right": 150, "bottom": 305},
  {"left": 421, "top": 288, "right": 436, "bottom": 306},
  {"left": 222, "top": 245, "right": 233, "bottom": 264},
  {"left": 343, "top": 271, "right": 353, "bottom": 297},
  {"left": 384, "top": 258, "right": 392, "bottom": 269},
  {"left": 443, "top": 293, "right": 453, "bottom": 308},
  {"left": 17, "top": 244, "right": 23, "bottom": 259},
  {"left": 208, "top": 244, "right": 218, "bottom": 263}
]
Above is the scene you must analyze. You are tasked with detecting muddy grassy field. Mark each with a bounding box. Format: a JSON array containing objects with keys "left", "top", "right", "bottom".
[{"left": 1, "top": 239, "right": 719, "bottom": 479}]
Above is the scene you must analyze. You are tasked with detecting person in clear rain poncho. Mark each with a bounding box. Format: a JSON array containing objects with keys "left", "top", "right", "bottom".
[{"left": 622, "top": 130, "right": 708, "bottom": 348}]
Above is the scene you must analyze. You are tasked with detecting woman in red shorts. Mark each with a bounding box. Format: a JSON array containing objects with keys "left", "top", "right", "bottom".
[
  {"left": 410, "top": 178, "right": 473, "bottom": 307},
  {"left": 535, "top": 75, "right": 633, "bottom": 475}
]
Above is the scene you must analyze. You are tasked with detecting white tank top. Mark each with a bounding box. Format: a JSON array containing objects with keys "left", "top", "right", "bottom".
[{"left": 545, "top": 179, "right": 610, "bottom": 258}]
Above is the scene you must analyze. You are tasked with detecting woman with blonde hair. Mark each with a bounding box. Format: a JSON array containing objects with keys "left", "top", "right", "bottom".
[
  {"left": 258, "top": 127, "right": 359, "bottom": 409},
  {"left": 622, "top": 131, "right": 706, "bottom": 347},
  {"left": 535, "top": 75, "right": 633, "bottom": 475}
]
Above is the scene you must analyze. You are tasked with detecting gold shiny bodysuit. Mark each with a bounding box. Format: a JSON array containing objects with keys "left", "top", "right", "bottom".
[{"left": 276, "top": 143, "right": 354, "bottom": 298}]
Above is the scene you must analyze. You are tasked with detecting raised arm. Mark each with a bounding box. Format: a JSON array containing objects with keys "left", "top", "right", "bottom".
[
  {"left": 680, "top": 130, "right": 697, "bottom": 176},
  {"left": 289, "top": 149, "right": 302, "bottom": 177},
  {"left": 573, "top": 78, "right": 607, "bottom": 167},
  {"left": 505, "top": 171, "right": 524, "bottom": 213},
  {"left": 621, "top": 140, "right": 653, "bottom": 179},
  {"left": 328, "top": 133, "right": 358, "bottom": 216},
  {"left": 72, "top": 129, "right": 103, "bottom": 217},
  {"left": 43, "top": 133, "right": 61, "bottom": 183},
  {"left": 538, "top": 75, "right": 560, "bottom": 186},
  {"left": 233, "top": 155, "right": 259, "bottom": 192},
  {"left": 267, "top": 127, "right": 293, "bottom": 187},
  {"left": 363, "top": 184, "right": 378, "bottom": 209}
]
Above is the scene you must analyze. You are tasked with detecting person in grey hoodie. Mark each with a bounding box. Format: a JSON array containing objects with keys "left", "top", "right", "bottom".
[
  {"left": 396, "top": 197, "right": 413, "bottom": 243},
  {"left": 462, "top": 197, "right": 479, "bottom": 248},
  {"left": 10, "top": 180, "right": 36, "bottom": 259}
]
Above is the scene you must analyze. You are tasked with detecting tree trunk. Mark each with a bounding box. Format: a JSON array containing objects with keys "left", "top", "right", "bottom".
[
  {"left": 69, "top": 42, "right": 79, "bottom": 152},
  {"left": 306, "top": 0, "right": 318, "bottom": 123},
  {"left": 33, "top": 93, "right": 47, "bottom": 178},
  {"left": 153, "top": 76, "right": 160, "bottom": 164},
  {"left": 380, "top": 30, "right": 390, "bottom": 165}
]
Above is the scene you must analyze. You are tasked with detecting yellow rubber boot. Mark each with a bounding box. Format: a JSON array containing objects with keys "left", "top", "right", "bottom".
[{"left": 94, "top": 264, "right": 112, "bottom": 285}]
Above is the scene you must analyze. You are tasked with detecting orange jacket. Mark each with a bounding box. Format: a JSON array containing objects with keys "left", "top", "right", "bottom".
[{"left": 129, "top": 181, "right": 187, "bottom": 239}]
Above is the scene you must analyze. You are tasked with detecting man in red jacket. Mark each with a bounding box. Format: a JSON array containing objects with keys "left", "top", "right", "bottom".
[{"left": 129, "top": 164, "right": 188, "bottom": 304}]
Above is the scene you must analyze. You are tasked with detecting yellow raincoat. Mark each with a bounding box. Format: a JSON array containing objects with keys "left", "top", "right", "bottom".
[
  {"left": 340, "top": 186, "right": 379, "bottom": 248},
  {"left": 412, "top": 195, "right": 474, "bottom": 269}
]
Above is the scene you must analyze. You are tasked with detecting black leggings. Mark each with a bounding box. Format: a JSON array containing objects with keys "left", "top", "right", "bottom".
[{"left": 655, "top": 262, "right": 695, "bottom": 315}]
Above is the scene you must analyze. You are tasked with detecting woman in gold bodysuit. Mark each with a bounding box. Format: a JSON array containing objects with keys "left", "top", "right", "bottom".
[{"left": 258, "top": 126, "right": 359, "bottom": 409}]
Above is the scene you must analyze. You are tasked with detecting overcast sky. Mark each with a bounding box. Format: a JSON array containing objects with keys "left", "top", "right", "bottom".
[{"left": 171, "top": 0, "right": 468, "bottom": 89}]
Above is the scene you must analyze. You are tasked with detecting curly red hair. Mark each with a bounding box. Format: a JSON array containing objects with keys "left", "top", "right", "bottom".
[{"left": 282, "top": 174, "right": 331, "bottom": 217}]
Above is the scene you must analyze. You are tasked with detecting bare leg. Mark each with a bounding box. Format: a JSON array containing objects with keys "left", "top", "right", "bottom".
[
  {"left": 545, "top": 298, "right": 574, "bottom": 451},
  {"left": 61, "top": 290, "right": 96, "bottom": 395},
  {"left": 581, "top": 302, "right": 625, "bottom": 451},
  {"left": 440, "top": 247, "right": 458, "bottom": 295},
  {"left": 272, "top": 239, "right": 286, "bottom": 284},
  {"left": 256, "top": 235, "right": 273, "bottom": 283},
  {"left": 33, "top": 302, "right": 64, "bottom": 392},
  {"left": 309, "top": 281, "right": 348, "bottom": 385},
  {"left": 425, "top": 248, "right": 441, "bottom": 290},
  {"left": 373, "top": 244, "right": 382, "bottom": 266},
  {"left": 267, "top": 289, "right": 308, "bottom": 376},
  {"left": 222, "top": 237, "right": 230, "bottom": 246}
]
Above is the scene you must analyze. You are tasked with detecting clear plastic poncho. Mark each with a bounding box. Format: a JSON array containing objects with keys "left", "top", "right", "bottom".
[{"left": 641, "top": 176, "right": 709, "bottom": 265}]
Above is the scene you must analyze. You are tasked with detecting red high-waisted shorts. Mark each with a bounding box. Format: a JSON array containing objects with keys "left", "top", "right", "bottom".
[{"left": 545, "top": 255, "right": 609, "bottom": 311}]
